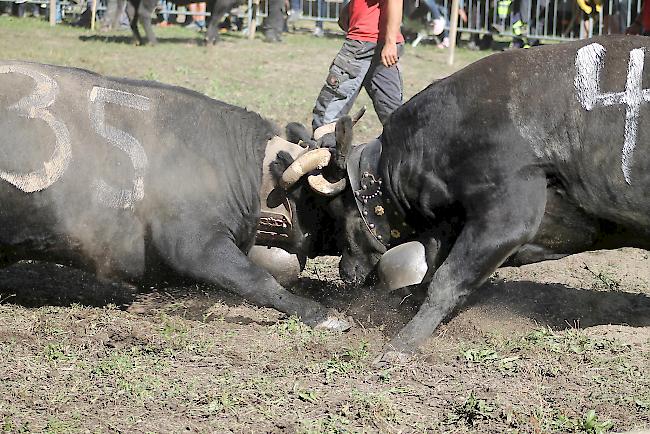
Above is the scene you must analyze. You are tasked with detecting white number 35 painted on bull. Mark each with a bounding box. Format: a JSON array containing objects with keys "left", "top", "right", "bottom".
[{"left": 0, "top": 65, "right": 151, "bottom": 209}]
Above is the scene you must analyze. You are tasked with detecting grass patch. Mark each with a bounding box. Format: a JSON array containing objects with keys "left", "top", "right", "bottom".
[
  {"left": 523, "top": 327, "right": 622, "bottom": 355},
  {"left": 322, "top": 341, "right": 369, "bottom": 382},
  {"left": 534, "top": 408, "right": 614, "bottom": 433},
  {"left": 446, "top": 391, "right": 497, "bottom": 427}
]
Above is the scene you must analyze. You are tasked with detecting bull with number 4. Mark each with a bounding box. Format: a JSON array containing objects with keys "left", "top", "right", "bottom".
[
  {"left": 0, "top": 60, "right": 351, "bottom": 331},
  {"left": 274, "top": 36, "right": 650, "bottom": 362}
]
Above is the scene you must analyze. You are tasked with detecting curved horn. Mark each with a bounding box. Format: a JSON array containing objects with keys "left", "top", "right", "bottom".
[
  {"left": 307, "top": 174, "right": 347, "bottom": 196},
  {"left": 280, "top": 148, "right": 332, "bottom": 189},
  {"left": 313, "top": 123, "right": 336, "bottom": 141},
  {"left": 313, "top": 107, "right": 365, "bottom": 141}
]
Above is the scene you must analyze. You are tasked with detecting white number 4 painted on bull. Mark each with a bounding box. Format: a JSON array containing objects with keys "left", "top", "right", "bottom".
[
  {"left": 575, "top": 43, "right": 649, "bottom": 185},
  {"left": 89, "top": 86, "right": 151, "bottom": 209}
]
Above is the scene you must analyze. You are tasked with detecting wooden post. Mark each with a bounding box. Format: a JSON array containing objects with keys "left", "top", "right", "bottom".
[
  {"left": 447, "top": 0, "right": 460, "bottom": 65},
  {"left": 91, "top": 0, "right": 98, "bottom": 30},
  {"left": 49, "top": 0, "right": 56, "bottom": 25},
  {"left": 248, "top": 0, "right": 259, "bottom": 40}
]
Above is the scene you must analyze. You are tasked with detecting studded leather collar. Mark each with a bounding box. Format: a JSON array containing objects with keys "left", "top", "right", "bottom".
[{"left": 347, "top": 139, "right": 415, "bottom": 252}]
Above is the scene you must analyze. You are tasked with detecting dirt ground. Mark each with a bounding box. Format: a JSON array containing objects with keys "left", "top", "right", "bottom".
[
  {"left": 0, "top": 16, "right": 649, "bottom": 434},
  {"left": 0, "top": 248, "right": 648, "bottom": 433}
]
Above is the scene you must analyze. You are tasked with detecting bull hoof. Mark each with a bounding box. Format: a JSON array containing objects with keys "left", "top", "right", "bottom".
[
  {"left": 372, "top": 349, "right": 413, "bottom": 367},
  {"left": 313, "top": 314, "right": 352, "bottom": 332},
  {"left": 372, "top": 340, "right": 417, "bottom": 367}
]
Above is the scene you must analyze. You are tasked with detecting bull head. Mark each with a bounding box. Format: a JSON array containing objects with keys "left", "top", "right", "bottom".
[{"left": 280, "top": 108, "right": 364, "bottom": 197}]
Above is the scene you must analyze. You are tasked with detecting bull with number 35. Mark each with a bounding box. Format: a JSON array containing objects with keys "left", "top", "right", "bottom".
[{"left": 0, "top": 60, "right": 351, "bottom": 331}]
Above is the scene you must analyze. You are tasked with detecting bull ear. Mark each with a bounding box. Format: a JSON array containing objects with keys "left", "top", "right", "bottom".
[
  {"left": 334, "top": 116, "right": 353, "bottom": 170},
  {"left": 285, "top": 122, "right": 314, "bottom": 146}
]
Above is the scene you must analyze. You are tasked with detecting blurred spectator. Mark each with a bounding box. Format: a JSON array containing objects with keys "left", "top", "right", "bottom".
[
  {"left": 577, "top": 0, "right": 601, "bottom": 37},
  {"left": 287, "top": 0, "right": 302, "bottom": 29},
  {"left": 602, "top": 0, "right": 628, "bottom": 33},
  {"left": 157, "top": 0, "right": 175, "bottom": 26},
  {"left": 626, "top": 0, "right": 649, "bottom": 34},
  {"left": 72, "top": 0, "right": 94, "bottom": 26},
  {"left": 186, "top": 1, "right": 206, "bottom": 30},
  {"left": 313, "top": 0, "right": 324, "bottom": 36},
  {"left": 101, "top": 0, "right": 129, "bottom": 30},
  {"left": 493, "top": 0, "right": 531, "bottom": 47},
  {"left": 6, "top": 0, "right": 42, "bottom": 18}
]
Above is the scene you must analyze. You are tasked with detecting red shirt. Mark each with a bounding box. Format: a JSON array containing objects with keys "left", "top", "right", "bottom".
[
  {"left": 643, "top": 0, "right": 650, "bottom": 31},
  {"left": 346, "top": 0, "right": 404, "bottom": 43}
]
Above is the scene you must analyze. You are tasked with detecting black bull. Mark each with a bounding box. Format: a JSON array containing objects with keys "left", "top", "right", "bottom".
[
  {"left": 279, "top": 36, "right": 650, "bottom": 359},
  {"left": 0, "top": 61, "right": 349, "bottom": 331},
  {"left": 112, "top": 0, "right": 242, "bottom": 45}
]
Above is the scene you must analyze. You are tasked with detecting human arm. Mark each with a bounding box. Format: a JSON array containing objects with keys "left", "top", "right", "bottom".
[
  {"left": 338, "top": 1, "right": 350, "bottom": 32},
  {"left": 380, "top": 0, "right": 403, "bottom": 67}
]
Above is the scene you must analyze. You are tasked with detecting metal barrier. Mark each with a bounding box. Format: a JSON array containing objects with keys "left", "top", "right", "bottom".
[
  {"left": 432, "top": 0, "right": 642, "bottom": 41},
  {"left": 252, "top": 0, "right": 641, "bottom": 41},
  {"left": 1, "top": 0, "right": 642, "bottom": 42}
]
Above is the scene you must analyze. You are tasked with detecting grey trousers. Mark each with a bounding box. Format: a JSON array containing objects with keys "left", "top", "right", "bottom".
[{"left": 312, "top": 39, "right": 404, "bottom": 130}]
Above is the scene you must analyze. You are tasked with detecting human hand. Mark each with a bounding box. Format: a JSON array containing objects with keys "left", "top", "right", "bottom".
[
  {"left": 459, "top": 8, "right": 468, "bottom": 23},
  {"left": 381, "top": 43, "right": 398, "bottom": 67}
]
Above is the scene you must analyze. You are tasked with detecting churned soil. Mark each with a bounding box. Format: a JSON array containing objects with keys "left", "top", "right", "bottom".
[{"left": 0, "top": 249, "right": 648, "bottom": 433}]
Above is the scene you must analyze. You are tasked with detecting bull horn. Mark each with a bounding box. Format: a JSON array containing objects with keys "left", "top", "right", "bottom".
[
  {"left": 280, "top": 148, "right": 332, "bottom": 189},
  {"left": 313, "top": 123, "right": 336, "bottom": 141},
  {"left": 307, "top": 174, "right": 347, "bottom": 196},
  {"left": 351, "top": 106, "right": 366, "bottom": 124},
  {"left": 313, "top": 107, "right": 366, "bottom": 141}
]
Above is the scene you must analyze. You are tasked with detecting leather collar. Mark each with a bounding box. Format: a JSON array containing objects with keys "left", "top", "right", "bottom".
[
  {"left": 347, "top": 139, "right": 415, "bottom": 252},
  {"left": 256, "top": 137, "right": 306, "bottom": 249}
]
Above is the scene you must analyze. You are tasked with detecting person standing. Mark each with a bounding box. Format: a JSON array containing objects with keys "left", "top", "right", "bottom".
[{"left": 312, "top": 0, "right": 404, "bottom": 130}]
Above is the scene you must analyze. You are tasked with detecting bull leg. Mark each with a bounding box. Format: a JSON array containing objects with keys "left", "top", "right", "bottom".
[
  {"left": 138, "top": 0, "right": 157, "bottom": 45},
  {"left": 127, "top": 2, "right": 143, "bottom": 45},
  {"left": 505, "top": 244, "right": 570, "bottom": 266},
  {"left": 151, "top": 224, "right": 350, "bottom": 331},
  {"left": 205, "top": 2, "right": 229, "bottom": 44},
  {"left": 382, "top": 173, "right": 547, "bottom": 358}
]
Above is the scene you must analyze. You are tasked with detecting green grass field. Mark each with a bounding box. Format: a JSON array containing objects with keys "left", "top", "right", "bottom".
[{"left": 0, "top": 15, "right": 488, "bottom": 140}]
